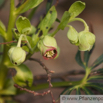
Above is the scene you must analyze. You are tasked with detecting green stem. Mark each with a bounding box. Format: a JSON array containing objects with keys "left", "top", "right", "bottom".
[
  {"left": 15, "top": 0, "right": 29, "bottom": 15},
  {"left": 7, "top": 0, "right": 17, "bottom": 41},
  {"left": 69, "top": 18, "right": 89, "bottom": 32},
  {"left": 0, "top": 0, "right": 17, "bottom": 90},
  {"left": 2, "top": 0, "right": 17, "bottom": 65},
  {"left": 50, "top": 27, "right": 60, "bottom": 37},
  {"left": 0, "top": 65, "right": 8, "bottom": 90},
  {"left": 81, "top": 67, "right": 91, "bottom": 83},
  {"left": 31, "top": 81, "right": 81, "bottom": 91},
  {"left": 17, "top": 34, "right": 32, "bottom": 52},
  {"left": 0, "top": 27, "right": 6, "bottom": 39},
  {"left": 17, "top": 35, "right": 23, "bottom": 47}
]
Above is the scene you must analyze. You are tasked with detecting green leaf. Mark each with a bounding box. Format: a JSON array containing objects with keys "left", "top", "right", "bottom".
[
  {"left": 61, "top": 87, "right": 74, "bottom": 95},
  {"left": 17, "top": 0, "right": 43, "bottom": 14},
  {"left": 85, "top": 83, "right": 103, "bottom": 94},
  {"left": 16, "top": 16, "right": 31, "bottom": 34},
  {"left": 88, "top": 75, "right": 103, "bottom": 81},
  {"left": 28, "top": 25, "right": 36, "bottom": 35},
  {"left": 75, "top": 50, "right": 85, "bottom": 69},
  {"left": 84, "top": 45, "right": 95, "bottom": 66},
  {"left": 76, "top": 87, "right": 81, "bottom": 95},
  {"left": 0, "top": 20, "right": 6, "bottom": 31},
  {"left": 91, "top": 54, "right": 103, "bottom": 69},
  {"left": 32, "top": 34, "right": 40, "bottom": 47},
  {"left": 82, "top": 87, "right": 94, "bottom": 95},
  {"left": 46, "top": 0, "right": 53, "bottom": 12},
  {"left": 12, "top": 64, "right": 33, "bottom": 87},
  {"left": 22, "top": 46, "right": 29, "bottom": 52},
  {"left": 0, "top": 79, "right": 16, "bottom": 95},
  {"left": 69, "top": 1, "right": 85, "bottom": 19},
  {"left": 38, "top": 6, "right": 57, "bottom": 35},
  {"left": 93, "top": 68, "right": 103, "bottom": 74},
  {"left": 58, "top": 11, "right": 70, "bottom": 30},
  {"left": 21, "top": 36, "right": 33, "bottom": 52}
]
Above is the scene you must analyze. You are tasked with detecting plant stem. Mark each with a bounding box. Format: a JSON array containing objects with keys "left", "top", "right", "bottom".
[
  {"left": 17, "top": 34, "right": 32, "bottom": 52},
  {"left": 0, "top": 65, "right": 8, "bottom": 90},
  {"left": 7, "top": 0, "right": 17, "bottom": 41},
  {"left": 0, "top": 27, "right": 6, "bottom": 39},
  {"left": 15, "top": 0, "right": 29, "bottom": 15},
  {"left": 69, "top": 18, "right": 89, "bottom": 32},
  {"left": 2, "top": 0, "right": 17, "bottom": 65},
  {"left": 50, "top": 27, "right": 60, "bottom": 37},
  {"left": 0, "top": 0, "right": 17, "bottom": 90},
  {"left": 31, "top": 81, "right": 81, "bottom": 91},
  {"left": 81, "top": 67, "right": 91, "bottom": 83}
]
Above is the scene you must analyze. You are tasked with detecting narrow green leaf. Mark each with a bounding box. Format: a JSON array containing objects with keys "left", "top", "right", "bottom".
[
  {"left": 61, "top": 87, "right": 74, "bottom": 95},
  {"left": 88, "top": 75, "right": 103, "bottom": 81},
  {"left": 85, "top": 83, "right": 103, "bottom": 94},
  {"left": 91, "top": 54, "right": 103, "bottom": 69},
  {"left": 16, "top": 16, "right": 31, "bottom": 34},
  {"left": 69, "top": 1, "right": 85, "bottom": 19},
  {"left": 66, "top": 89, "right": 74, "bottom": 95},
  {"left": 76, "top": 87, "right": 81, "bottom": 95},
  {"left": 75, "top": 50, "right": 85, "bottom": 69},
  {"left": 93, "top": 68, "right": 103, "bottom": 74},
  {"left": 82, "top": 87, "right": 94, "bottom": 95},
  {"left": 58, "top": 11, "right": 70, "bottom": 30},
  {"left": 38, "top": 6, "right": 57, "bottom": 35},
  {"left": 17, "top": 0, "right": 43, "bottom": 14},
  {"left": 12, "top": 64, "right": 33, "bottom": 87},
  {"left": 84, "top": 45, "right": 95, "bottom": 66},
  {"left": 46, "top": 0, "right": 53, "bottom": 12}
]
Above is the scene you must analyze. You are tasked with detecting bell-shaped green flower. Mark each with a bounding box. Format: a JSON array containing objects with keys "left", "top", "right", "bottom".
[
  {"left": 78, "top": 31, "right": 95, "bottom": 51},
  {"left": 8, "top": 47, "right": 26, "bottom": 65},
  {"left": 37, "top": 35, "right": 58, "bottom": 60},
  {"left": 67, "top": 26, "right": 79, "bottom": 45}
]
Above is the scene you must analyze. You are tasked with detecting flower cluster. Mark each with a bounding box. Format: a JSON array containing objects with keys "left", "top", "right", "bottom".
[{"left": 67, "top": 26, "right": 95, "bottom": 51}]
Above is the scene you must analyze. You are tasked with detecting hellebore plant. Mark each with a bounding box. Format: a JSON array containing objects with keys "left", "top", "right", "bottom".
[
  {"left": 8, "top": 46, "right": 26, "bottom": 65},
  {"left": 0, "top": 0, "right": 103, "bottom": 103},
  {"left": 37, "top": 35, "right": 58, "bottom": 60}
]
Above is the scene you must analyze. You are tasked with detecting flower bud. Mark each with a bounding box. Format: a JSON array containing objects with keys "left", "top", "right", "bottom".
[
  {"left": 67, "top": 26, "right": 79, "bottom": 45},
  {"left": 8, "top": 47, "right": 26, "bottom": 65},
  {"left": 78, "top": 31, "right": 95, "bottom": 51},
  {"left": 37, "top": 35, "right": 58, "bottom": 60}
]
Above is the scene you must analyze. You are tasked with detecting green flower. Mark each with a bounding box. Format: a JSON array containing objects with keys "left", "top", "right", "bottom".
[
  {"left": 67, "top": 26, "right": 79, "bottom": 45},
  {"left": 37, "top": 35, "right": 58, "bottom": 60},
  {"left": 8, "top": 47, "right": 26, "bottom": 65},
  {"left": 78, "top": 31, "right": 95, "bottom": 51}
]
